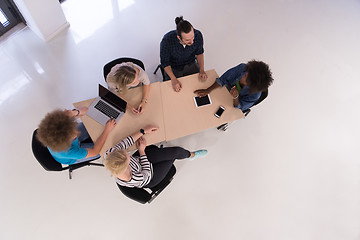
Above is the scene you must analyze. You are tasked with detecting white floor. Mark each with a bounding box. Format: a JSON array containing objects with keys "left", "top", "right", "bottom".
[{"left": 1, "top": 0, "right": 360, "bottom": 239}]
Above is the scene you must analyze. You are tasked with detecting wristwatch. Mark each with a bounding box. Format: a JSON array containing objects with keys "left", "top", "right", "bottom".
[{"left": 140, "top": 128, "right": 145, "bottom": 135}]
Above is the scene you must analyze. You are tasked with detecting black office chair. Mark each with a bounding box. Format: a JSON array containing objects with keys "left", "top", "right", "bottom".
[
  {"left": 117, "top": 164, "right": 176, "bottom": 204},
  {"left": 31, "top": 129, "right": 104, "bottom": 179},
  {"left": 103, "top": 57, "right": 145, "bottom": 80},
  {"left": 217, "top": 89, "right": 269, "bottom": 131},
  {"left": 153, "top": 64, "right": 166, "bottom": 81},
  {"left": 242, "top": 89, "right": 268, "bottom": 117}
]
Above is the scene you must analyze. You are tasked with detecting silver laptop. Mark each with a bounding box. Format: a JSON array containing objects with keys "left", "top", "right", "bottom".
[{"left": 87, "top": 84, "right": 127, "bottom": 126}]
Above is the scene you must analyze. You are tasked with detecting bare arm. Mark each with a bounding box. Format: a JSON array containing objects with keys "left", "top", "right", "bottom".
[
  {"left": 85, "top": 118, "right": 116, "bottom": 157},
  {"left": 76, "top": 106, "right": 88, "bottom": 118},
  {"left": 136, "top": 137, "right": 146, "bottom": 155},
  {"left": 66, "top": 106, "right": 88, "bottom": 119},
  {"left": 142, "top": 84, "right": 150, "bottom": 101},
  {"left": 230, "top": 86, "right": 240, "bottom": 107},
  {"left": 196, "top": 54, "right": 208, "bottom": 81},
  {"left": 164, "top": 66, "right": 182, "bottom": 92},
  {"left": 194, "top": 81, "right": 221, "bottom": 97},
  {"left": 129, "top": 125, "right": 158, "bottom": 143},
  {"left": 137, "top": 84, "right": 150, "bottom": 114},
  {"left": 233, "top": 97, "right": 240, "bottom": 107},
  {"left": 164, "top": 66, "right": 176, "bottom": 81}
]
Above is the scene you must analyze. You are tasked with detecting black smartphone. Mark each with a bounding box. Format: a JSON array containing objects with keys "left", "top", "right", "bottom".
[{"left": 214, "top": 105, "right": 225, "bottom": 118}]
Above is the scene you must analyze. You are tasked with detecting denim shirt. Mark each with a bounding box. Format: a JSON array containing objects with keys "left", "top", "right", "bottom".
[{"left": 215, "top": 63, "right": 261, "bottom": 111}]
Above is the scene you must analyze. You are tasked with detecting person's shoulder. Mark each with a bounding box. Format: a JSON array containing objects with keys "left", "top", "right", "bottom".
[
  {"left": 194, "top": 29, "right": 202, "bottom": 35},
  {"left": 245, "top": 88, "right": 261, "bottom": 98},
  {"left": 194, "top": 29, "right": 203, "bottom": 39},
  {"left": 234, "top": 63, "right": 246, "bottom": 70},
  {"left": 224, "top": 63, "right": 246, "bottom": 75},
  {"left": 162, "top": 30, "right": 177, "bottom": 41},
  {"left": 194, "top": 29, "right": 204, "bottom": 45},
  {"left": 69, "top": 140, "right": 87, "bottom": 153}
]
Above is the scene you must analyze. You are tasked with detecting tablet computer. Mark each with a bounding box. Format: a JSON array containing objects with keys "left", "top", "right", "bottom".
[{"left": 194, "top": 94, "right": 212, "bottom": 107}]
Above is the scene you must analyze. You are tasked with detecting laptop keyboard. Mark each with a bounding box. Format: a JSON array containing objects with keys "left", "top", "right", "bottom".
[{"left": 94, "top": 100, "right": 120, "bottom": 119}]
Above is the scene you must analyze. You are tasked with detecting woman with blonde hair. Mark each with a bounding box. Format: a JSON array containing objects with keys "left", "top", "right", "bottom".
[
  {"left": 106, "top": 62, "right": 150, "bottom": 115},
  {"left": 104, "top": 126, "right": 207, "bottom": 188}
]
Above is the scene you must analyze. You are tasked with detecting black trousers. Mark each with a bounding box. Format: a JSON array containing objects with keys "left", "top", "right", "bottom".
[
  {"left": 136, "top": 145, "right": 190, "bottom": 188},
  {"left": 164, "top": 61, "right": 200, "bottom": 81}
]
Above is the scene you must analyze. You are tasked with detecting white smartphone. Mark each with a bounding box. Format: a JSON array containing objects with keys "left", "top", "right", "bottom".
[{"left": 214, "top": 105, "right": 225, "bottom": 118}]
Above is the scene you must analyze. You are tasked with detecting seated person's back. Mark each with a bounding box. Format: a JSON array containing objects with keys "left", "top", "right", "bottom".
[{"left": 37, "top": 107, "right": 116, "bottom": 165}]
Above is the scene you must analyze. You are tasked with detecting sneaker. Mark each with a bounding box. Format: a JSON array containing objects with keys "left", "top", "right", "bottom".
[{"left": 188, "top": 149, "right": 208, "bottom": 160}]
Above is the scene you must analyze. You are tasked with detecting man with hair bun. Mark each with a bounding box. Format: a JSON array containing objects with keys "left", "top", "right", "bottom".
[
  {"left": 160, "top": 16, "right": 208, "bottom": 92},
  {"left": 194, "top": 60, "right": 274, "bottom": 111}
]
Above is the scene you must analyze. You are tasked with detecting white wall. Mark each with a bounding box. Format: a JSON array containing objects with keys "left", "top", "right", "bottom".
[{"left": 13, "top": 0, "right": 69, "bottom": 41}]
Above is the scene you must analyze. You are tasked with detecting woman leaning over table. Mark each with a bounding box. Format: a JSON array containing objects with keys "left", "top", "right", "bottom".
[
  {"left": 106, "top": 62, "right": 150, "bottom": 115},
  {"left": 104, "top": 126, "right": 208, "bottom": 188}
]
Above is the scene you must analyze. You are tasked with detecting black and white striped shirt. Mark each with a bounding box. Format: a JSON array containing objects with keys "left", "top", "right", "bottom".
[{"left": 105, "top": 136, "right": 153, "bottom": 188}]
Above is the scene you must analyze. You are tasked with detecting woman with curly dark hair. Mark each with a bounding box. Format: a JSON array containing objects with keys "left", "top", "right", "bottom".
[
  {"left": 194, "top": 60, "right": 274, "bottom": 111},
  {"left": 37, "top": 106, "right": 116, "bottom": 165}
]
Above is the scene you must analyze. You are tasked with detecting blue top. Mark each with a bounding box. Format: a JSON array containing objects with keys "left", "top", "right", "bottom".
[
  {"left": 160, "top": 29, "right": 204, "bottom": 70},
  {"left": 215, "top": 63, "right": 261, "bottom": 111},
  {"left": 48, "top": 138, "right": 88, "bottom": 165}
]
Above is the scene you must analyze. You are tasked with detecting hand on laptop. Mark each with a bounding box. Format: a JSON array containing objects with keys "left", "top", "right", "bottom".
[{"left": 104, "top": 118, "right": 116, "bottom": 132}]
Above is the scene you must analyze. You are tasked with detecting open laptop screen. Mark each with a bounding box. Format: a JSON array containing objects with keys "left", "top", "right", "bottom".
[{"left": 99, "top": 84, "right": 127, "bottom": 112}]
